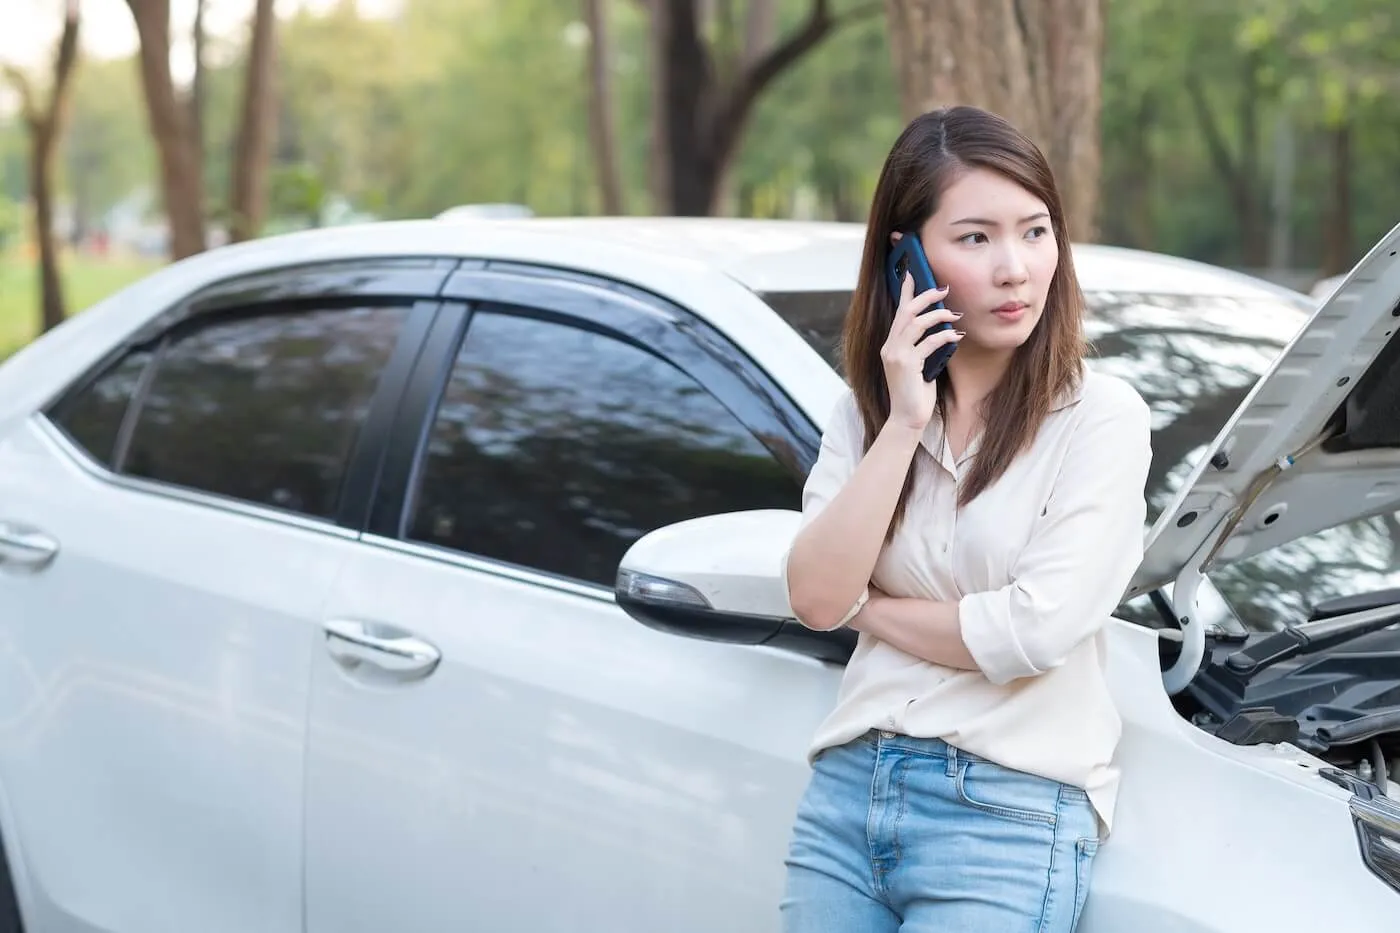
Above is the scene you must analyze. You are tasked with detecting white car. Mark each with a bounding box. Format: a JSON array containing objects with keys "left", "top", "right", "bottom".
[{"left": 0, "top": 216, "right": 1396, "bottom": 933}]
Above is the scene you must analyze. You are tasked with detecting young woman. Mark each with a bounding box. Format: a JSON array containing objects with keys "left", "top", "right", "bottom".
[{"left": 780, "top": 106, "right": 1153, "bottom": 932}]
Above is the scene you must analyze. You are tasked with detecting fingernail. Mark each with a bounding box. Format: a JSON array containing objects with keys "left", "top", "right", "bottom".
[
  {"left": 951, "top": 311, "right": 963, "bottom": 318},
  {"left": 953, "top": 330, "right": 965, "bottom": 337}
]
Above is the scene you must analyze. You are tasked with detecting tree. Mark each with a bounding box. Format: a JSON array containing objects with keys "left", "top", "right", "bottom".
[
  {"left": 2, "top": 0, "right": 81, "bottom": 333},
  {"left": 582, "top": 0, "right": 626, "bottom": 214},
  {"left": 883, "top": 0, "right": 1104, "bottom": 241},
  {"left": 191, "top": 0, "right": 208, "bottom": 171},
  {"left": 126, "top": 0, "right": 206, "bottom": 258},
  {"left": 1241, "top": 0, "right": 1400, "bottom": 274},
  {"left": 229, "top": 0, "right": 279, "bottom": 241},
  {"left": 1181, "top": 29, "right": 1273, "bottom": 268},
  {"left": 1098, "top": 0, "right": 1172, "bottom": 252},
  {"left": 644, "top": 0, "right": 882, "bottom": 215},
  {"left": 732, "top": 8, "right": 901, "bottom": 220}
]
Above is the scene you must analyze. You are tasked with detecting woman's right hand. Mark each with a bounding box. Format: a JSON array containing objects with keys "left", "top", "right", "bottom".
[{"left": 880, "top": 272, "right": 962, "bottom": 431}]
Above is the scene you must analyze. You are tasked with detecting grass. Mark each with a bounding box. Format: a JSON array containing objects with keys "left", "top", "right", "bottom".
[{"left": 0, "top": 250, "right": 162, "bottom": 361}]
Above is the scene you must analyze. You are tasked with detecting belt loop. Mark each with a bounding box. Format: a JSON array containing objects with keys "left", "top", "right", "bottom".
[{"left": 944, "top": 741, "right": 958, "bottom": 777}]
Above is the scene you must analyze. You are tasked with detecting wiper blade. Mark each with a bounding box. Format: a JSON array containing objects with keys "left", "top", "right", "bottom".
[
  {"left": 1224, "top": 602, "right": 1400, "bottom": 677},
  {"left": 1310, "top": 587, "right": 1400, "bottom": 621}
]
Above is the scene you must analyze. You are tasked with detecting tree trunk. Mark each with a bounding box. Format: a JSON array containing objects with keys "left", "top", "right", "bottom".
[
  {"left": 30, "top": 146, "right": 65, "bottom": 333},
  {"left": 1236, "top": 53, "right": 1265, "bottom": 267},
  {"left": 582, "top": 0, "right": 625, "bottom": 214},
  {"left": 3, "top": 0, "right": 81, "bottom": 333},
  {"left": 1268, "top": 111, "right": 1295, "bottom": 272},
  {"left": 1322, "top": 118, "right": 1353, "bottom": 277},
  {"left": 1123, "top": 93, "right": 1157, "bottom": 251},
  {"left": 191, "top": 0, "right": 207, "bottom": 173},
  {"left": 644, "top": 0, "right": 671, "bottom": 213},
  {"left": 646, "top": 0, "right": 873, "bottom": 216},
  {"left": 1184, "top": 55, "right": 1269, "bottom": 268},
  {"left": 657, "top": 0, "right": 714, "bottom": 214},
  {"left": 884, "top": 0, "right": 1104, "bottom": 242},
  {"left": 229, "top": 0, "right": 278, "bottom": 242},
  {"left": 127, "top": 0, "right": 206, "bottom": 259}
]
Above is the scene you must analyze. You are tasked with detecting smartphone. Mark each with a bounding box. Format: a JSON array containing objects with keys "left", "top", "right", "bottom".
[{"left": 885, "top": 232, "right": 956, "bottom": 382}]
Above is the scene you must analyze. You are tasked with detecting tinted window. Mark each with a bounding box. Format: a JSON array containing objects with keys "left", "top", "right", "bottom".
[
  {"left": 121, "top": 304, "right": 409, "bottom": 519},
  {"left": 49, "top": 349, "right": 155, "bottom": 467},
  {"left": 1081, "top": 291, "right": 1299, "bottom": 524},
  {"left": 760, "top": 290, "right": 850, "bottom": 371},
  {"left": 409, "top": 310, "right": 802, "bottom": 585},
  {"left": 1208, "top": 515, "right": 1400, "bottom": 631}
]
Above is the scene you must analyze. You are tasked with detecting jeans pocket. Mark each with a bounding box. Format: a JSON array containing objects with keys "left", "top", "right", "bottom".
[
  {"left": 954, "top": 760, "right": 1059, "bottom": 825},
  {"left": 1069, "top": 837, "right": 1099, "bottom": 930}
]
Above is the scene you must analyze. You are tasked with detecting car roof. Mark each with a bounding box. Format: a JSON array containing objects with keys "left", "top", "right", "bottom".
[{"left": 433, "top": 216, "right": 1310, "bottom": 304}]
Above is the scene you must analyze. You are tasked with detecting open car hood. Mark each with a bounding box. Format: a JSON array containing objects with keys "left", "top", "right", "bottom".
[{"left": 1130, "top": 221, "right": 1400, "bottom": 603}]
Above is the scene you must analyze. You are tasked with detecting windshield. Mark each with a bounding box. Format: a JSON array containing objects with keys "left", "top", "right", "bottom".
[{"left": 763, "top": 287, "right": 1398, "bottom": 633}]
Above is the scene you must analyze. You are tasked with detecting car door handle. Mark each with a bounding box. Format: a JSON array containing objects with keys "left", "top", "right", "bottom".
[
  {"left": 323, "top": 619, "right": 441, "bottom": 677},
  {"left": 0, "top": 521, "right": 59, "bottom": 571}
]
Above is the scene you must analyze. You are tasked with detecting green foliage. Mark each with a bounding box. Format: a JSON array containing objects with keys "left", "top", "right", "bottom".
[
  {"left": 269, "top": 162, "right": 326, "bottom": 226},
  {"left": 1100, "top": 0, "right": 1400, "bottom": 268},
  {"left": 0, "top": 119, "right": 29, "bottom": 206},
  {"left": 1241, "top": 0, "right": 1400, "bottom": 121},
  {"left": 386, "top": 0, "right": 599, "bottom": 217},
  {"left": 0, "top": 195, "right": 18, "bottom": 253},
  {"left": 0, "top": 0, "right": 1396, "bottom": 333},
  {"left": 0, "top": 253, "right": 158, "bottom": 360},
  {"left": 735, "top": 5, "right": 901, "bottom": 220},
  {"left": 63, "top": 56, "right": 157, "bottom": 227}
]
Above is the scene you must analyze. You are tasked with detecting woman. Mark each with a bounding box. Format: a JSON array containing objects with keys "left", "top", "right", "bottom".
[{"left": 780, "top": 105, "right": 1153, "bottom": 932}]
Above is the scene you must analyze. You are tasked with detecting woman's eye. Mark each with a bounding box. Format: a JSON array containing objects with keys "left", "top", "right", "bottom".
[
  {"left": 1026, "top": 225, "right": 1050, "bottom": 240},
  {"left": 958, "top": 232, "right": 988, "bottom": 245}
]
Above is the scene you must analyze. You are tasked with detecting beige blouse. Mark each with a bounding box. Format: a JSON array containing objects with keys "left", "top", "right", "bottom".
[{"left": 785, "top": 369, "right": 1154, "bottom": 834}]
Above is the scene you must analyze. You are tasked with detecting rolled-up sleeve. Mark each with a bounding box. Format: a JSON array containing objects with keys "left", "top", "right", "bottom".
[
  {"left": 782, "top": 391, "right": 869, "bottom": 627},
  {"left": 958, "top": 384, "right": 1153, "bottom": 685}
]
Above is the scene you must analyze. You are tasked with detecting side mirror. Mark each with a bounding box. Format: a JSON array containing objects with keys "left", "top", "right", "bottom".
[{"left": 614, "top": 509, "right": 856, "bottom": 665}]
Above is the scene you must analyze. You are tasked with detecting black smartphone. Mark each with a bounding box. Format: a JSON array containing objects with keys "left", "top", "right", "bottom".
[{"left": 885, "top": 232, "right": 956, "bottom": 382}]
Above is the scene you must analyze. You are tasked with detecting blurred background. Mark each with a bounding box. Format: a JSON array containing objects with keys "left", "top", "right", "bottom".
[{"left": 1, "top": 0, "right": 1397, "bottom": 361}]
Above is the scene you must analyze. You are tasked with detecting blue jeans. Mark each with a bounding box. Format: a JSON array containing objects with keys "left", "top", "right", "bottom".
[{"left": 781, "top": 730, "right": 1100, "bottom": 933}]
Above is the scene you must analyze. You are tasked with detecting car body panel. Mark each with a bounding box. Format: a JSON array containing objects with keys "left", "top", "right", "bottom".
[
  {"left": 0, "top": 417, "right": 359, "bottom": 933},
  {"left": 303, "top": 538, "right": 843, "bottom": 933}
]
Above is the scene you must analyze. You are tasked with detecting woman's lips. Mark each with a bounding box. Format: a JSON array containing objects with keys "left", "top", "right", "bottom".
[{"left": 992, "top": 301, "right": 1028, "bottom": 321}]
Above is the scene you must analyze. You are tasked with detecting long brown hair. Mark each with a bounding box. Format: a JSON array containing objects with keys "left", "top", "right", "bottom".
[{"left": 841, "top": 106, "right": 1088, "bottom": 537}]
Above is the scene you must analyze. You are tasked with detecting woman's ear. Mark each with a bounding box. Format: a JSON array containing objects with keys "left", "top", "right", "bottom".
[{"left": 889, "top": 231, "right": 903, "bottom": 246}]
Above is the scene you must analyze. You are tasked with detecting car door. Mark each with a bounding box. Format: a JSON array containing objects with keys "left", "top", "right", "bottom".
[
  {"left": 0, "top": 264, "right": 446, "bottom": 933},
  {"left": 303, "top": 266, "right": 846, "bottom": 933}
]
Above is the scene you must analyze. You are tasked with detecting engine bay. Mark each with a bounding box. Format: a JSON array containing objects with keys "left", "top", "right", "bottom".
[{"left": 1165, "top": 591, "right": 1400, "bottom": 791}]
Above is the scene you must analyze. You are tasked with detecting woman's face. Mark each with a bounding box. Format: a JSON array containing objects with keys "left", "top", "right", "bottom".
[{"left": 912, "top": 167, "right": 1059, "bottom": 355}]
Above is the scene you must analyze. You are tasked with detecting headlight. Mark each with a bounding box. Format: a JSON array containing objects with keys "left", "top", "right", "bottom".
[{"left": 1353, "top": 792, "right": 1400, "bottom": 895}]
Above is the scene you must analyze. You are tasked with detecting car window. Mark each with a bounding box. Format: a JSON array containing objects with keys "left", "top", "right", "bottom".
[
  {"left": 48, "top": 348, "right": 156, "bottom": 468},
  {"left": 98, "top": 304, "right": 410, "bottom": 519},
  {"left": 1207, "top": 513, "right": 1400, "bottom": 630},
  {"left": 408, "top": 308, "right": 802, "bottom": 586},
  {"left": 1079, "top": 290, "right": 1303, "bottom": 525}
]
